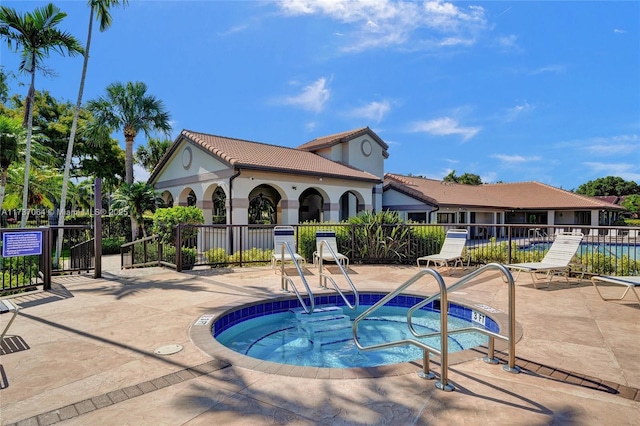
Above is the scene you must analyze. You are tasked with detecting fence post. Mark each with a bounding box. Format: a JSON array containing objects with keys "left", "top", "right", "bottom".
[
  {"left": 176, "top": 225, "right": 182, "bottom": 272},
  {"left": 507, "top": 226, "right": 512, "bottom": 263},
  {"left": 42, "top": 227, "right": 52, "bottom": 290},
  {"left": 94, "top": 177, "right": 102, "bottom": 279}
]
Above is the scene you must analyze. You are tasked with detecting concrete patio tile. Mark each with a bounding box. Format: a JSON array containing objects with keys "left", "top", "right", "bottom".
[{"left": 2, "top": 263, "right": 640, "bottom": 425}]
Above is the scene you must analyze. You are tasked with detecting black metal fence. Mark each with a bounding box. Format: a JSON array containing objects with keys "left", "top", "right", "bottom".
[
  {"left": 157, "top": 223, "right": 639, "bottom": 276},
  {"left": 1, "top": 225, "right": 96, "bottom": 294}
]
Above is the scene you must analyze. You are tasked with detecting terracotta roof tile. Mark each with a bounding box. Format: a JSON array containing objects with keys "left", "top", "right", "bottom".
[
  {"left": 179, "top": 130, "right": 380, "bottom": 182},
  {"left": 384, "top": 173, "right": 625, "bottom": 210},
  {"left": 297, "top": 127, "right": 389, "bottom": 152}
]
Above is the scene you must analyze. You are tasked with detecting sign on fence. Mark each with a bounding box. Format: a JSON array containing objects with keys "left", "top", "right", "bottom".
[{"left": 2, "top": 231, "right": 43, "bottom": 257}]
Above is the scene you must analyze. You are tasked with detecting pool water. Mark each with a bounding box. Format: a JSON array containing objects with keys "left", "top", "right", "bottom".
[{"left": 215, "top": 304, "right": 490, "bottom": 368}]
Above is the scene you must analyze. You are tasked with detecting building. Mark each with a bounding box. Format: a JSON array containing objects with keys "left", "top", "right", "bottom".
[{"left": 149, "top": 127, "right": 624, "bottom": 230}]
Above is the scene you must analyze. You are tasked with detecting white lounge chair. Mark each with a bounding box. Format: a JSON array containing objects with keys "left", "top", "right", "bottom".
[
  {"left": 1, "top": 299, "right": 20, "bottom": 340},
  {"left": 416, "top": 229, "right": 468, "bottom": 275},
  {"left": 313, "top": 230, "right": 349, "bottom": 267},
  {"left": 590, "top": 275, "right": 640, "bottom": 306},
  {"left": 505, "top": 232, "right": 584, "bottom": 288},
  {"left": 271, "top": 226, "right": 306, "bottom": 269}
]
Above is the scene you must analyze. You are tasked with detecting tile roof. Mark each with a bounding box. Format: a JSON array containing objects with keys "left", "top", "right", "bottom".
[
  {"left": 297, "top": 126, "right": 389, "bottom": 153},
  {"left": 384, "top": 173, "right": 625, "bottom": 210},
  {"left": 149, "top": 130, "right": 381, "bottom": 183}
]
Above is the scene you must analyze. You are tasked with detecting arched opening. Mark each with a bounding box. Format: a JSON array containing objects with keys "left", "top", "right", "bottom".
[
  {"left": 299, "top": 188, "right": 324, "bottom": 223},
  {"left": 248, "top": 185, "right": 280, "bottom": 225},
  {"left": 212, "top": 187, "right": 226, "bottom": 224},
  {"left": 162, "top": 191, "right": 174, "bottom": 208},
  {"left": 339, "top": 190, "right": 364, "bottom": 222},
  {"left": 187, "top": 190, "right": 197, "bottom": 207}
]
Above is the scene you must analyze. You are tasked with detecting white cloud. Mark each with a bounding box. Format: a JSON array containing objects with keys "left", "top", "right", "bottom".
[
  {"left": 348, "top": 100, "right": 391, "bottom": 123},
  {"left": 558, "top": 134, "right": 639, "bottom": 155},
  {"left": 614, "top": 28, "right": 626, "bottom": 34},
  {"left": 409, "top": 117, "right": 480, "bottom": 141},
  {"left": 481, "top": 171, "right": 497, "bottom": 183},
  {"left": 583, "top": 162, "right": 640, "bottom": 182},
  {"left": 531, "top": 64, "right": 566, "bottom": 75},
  {"left": 277, "top": 0, "right": 488, "bottom": 52},
  {"left": 491, "top": 154, "right": 541, "bottom": 164},
  {"left": 279, "top": 77, "right": 331, "bottom": 113},
  {"left": 504, "top": 101, "right": 534, "bottom": 122}
]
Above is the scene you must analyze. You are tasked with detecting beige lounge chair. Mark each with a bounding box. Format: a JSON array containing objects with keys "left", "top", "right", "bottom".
[
  {"left": 313, "top": 230, "right": 349, "bottom": 267},
  {"left": 271, "top": 226, "right": 306, "bottom": 269},
  {"left": 505, "top": 232, "right": 584, "bottom": 288},
  {"left": 590, "top": 275, "right": 640, "bottom": 306},
  {"left": 416, "top": 229, "right": 468, "bottom": 275},
  {"left": 1, "top": 299, "right": 20, "bottom": 340}
]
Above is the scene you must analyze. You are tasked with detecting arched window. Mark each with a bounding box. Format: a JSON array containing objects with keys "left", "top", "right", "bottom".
[
  {"left": 248, "top": 193, "right": 275, "bottom": 224},
  {"left": 187, "top": 190, "right": 197, "bottom": 207},
  {"left": 212, "top": 187, "right": 226, "bottom": 224}
]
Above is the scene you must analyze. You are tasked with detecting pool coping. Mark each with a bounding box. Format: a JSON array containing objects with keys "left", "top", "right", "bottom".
[{"left": 190, "top": 287, "right": 523, "bottom": 379}]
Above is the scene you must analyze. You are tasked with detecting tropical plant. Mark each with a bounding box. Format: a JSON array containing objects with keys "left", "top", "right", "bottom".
[
  {"left": 348, "top": 210, "right": 410, "bottom": 262},
  {"left": 135, "top": 137, "right": 171, "bottom": 172},
  {"left": 0, "top": 115, "right": 23, "bottom": 208},
  {"left": 0, "top": 3, "right": 83, "bottom": 227},
  {"left": 87, "top": 81, "right": 172, "bottom": 184},
  {"left": 57, "top": 0, "right": 128, "bottom": 263},
  {"left": 151, "top": 206, "right": 204, "bottom": 245},
  {"left": 110, "top": 182, "right": 163, "bottom": 239}
]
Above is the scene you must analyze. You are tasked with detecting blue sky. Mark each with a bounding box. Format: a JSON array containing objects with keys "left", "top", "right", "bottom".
[{"left": 2, "top": 0, "right": 639, "bottom": 190}]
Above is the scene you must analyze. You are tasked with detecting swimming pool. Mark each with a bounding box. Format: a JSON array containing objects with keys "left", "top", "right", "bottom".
[
  {"left": 212, "top": 293, "right": 498, "bottom": 368},
  {"left": 525, "top": 242, "right": 640, "bottom": 259}
]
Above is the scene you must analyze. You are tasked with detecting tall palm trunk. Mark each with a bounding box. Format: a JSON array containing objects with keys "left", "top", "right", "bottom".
[
  {"left": 124, "top": 131, "right": 135, "bottom": 184},
  {"left": 124, "top": 130, "right": 138, "bottom": 239},
  {"left": 56, "top": 6, "right": 95, "bottom": 265},
  {"left": 0, "top": 167, "right": 7, "bottom": 208},
  {"left": 20, "top": 70, "right": 36, "bottom": 228}
]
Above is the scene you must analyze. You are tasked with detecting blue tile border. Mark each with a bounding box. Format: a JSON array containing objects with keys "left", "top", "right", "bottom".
[{"left": 213, "top": 292, "right": 499, "bottom": 337}]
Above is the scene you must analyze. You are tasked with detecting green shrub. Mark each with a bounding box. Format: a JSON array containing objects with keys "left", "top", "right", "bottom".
[
  {"left": 181, "top": 247, "right": 198, "bottom": 268},
  {"left": 227, "top": 248, "right": 272, "bottom": 265},
  {"left": 102, "top": 237, "right": 125, "bottom": 255},
  {"left": 204, "top": 248, "right": 228, "bottom": 266},
  {"left": 468, "top": 238, "right": 545, "bottom": 265},
  {"left": 152, "top": 206, "right": 204, "bottom": 245},
  {"left": 410, "top": 225, "right": 446, "bottom": 258}
]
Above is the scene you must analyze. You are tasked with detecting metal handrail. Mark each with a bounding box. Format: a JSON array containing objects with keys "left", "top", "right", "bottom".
[
  {"left": 407, "top": 263, "right": 519, "bottom": 373},
  {"left": 353, "top": 268, "right": 452, "bottom": 391},
  {"left": 353, "top": 263, "right": 519, "bottom": 392},
  {"left": 279, "top": 242, "right": 315, "bottom": 314},
  {"left": 317, "top": 241, "right": 359, "bottom": 310}
]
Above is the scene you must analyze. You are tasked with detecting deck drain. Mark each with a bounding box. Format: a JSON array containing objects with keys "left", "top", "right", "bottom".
[{"left": 154, "top": 344, "right": 183, "bottom": 355}]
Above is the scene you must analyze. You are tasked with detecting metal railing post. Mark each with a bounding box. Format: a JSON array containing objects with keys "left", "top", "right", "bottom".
[{"left": 176, "top": 225, "right": 182, "bottom": 272}]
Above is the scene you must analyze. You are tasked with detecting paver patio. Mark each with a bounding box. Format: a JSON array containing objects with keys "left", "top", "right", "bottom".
[{"left": 1, "top": 256, "right": 639, "bottom": 425}]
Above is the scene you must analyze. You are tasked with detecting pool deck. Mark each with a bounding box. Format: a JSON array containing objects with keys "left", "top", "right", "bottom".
[{"left": 1, "top": 257, "right": 639, "bottom": 425}]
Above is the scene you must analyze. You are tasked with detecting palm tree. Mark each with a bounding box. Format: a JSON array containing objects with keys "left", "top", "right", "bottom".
[
  {"left": 0, "top": 115, "right": 23, "bottom": 209},
  {"left": 0, "top": 3, "right": 83, "bottom": 227},
  {"left": 135, "top": 137, "right": 172, "bottom": 173},
  {"left": 111, "top": 182, "right": 163, "bottom": 239},
  {"left": 87, "top": 81, "right": 172, "bottom": 185},
  {"left": 57, "top": 0, "right": 128, "bottom": 265}
]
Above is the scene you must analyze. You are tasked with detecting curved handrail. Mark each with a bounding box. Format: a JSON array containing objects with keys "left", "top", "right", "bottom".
[
  {"left": 279, "top": 242, "right": 315, "bottom": 314},
  {"left": 352, "top": 268, "right": 450, "bottom": 389},
  {"left": 317, "top": 241, "right": 359, "bottom": 310},
  {"left": 407, "top": 262, "right": 518, "bottom": 372}
]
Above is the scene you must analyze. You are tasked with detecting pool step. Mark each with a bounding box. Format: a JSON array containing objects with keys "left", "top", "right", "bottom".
[{"left": 291, "top": 306, "right": 352, "bottom": 349}]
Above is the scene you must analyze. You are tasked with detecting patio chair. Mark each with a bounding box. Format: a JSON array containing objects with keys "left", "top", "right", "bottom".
[
  {"left": 416, "top": 229, "right": 468, "bottom": 275},
  {"left": 505, "top": 232, "right": 584, "bottom": 288},
  {"left": 1, "top": 299, "right": 20, "bottom": 340},
  {"left": 314, "top": 230, "right": 349, "bottom": 267},
  {"left": 590, "top": 275, "right": 640, "bottom": 306},
  {"left": 271, "top": 226, "right": 306, "bottom": 269}
]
